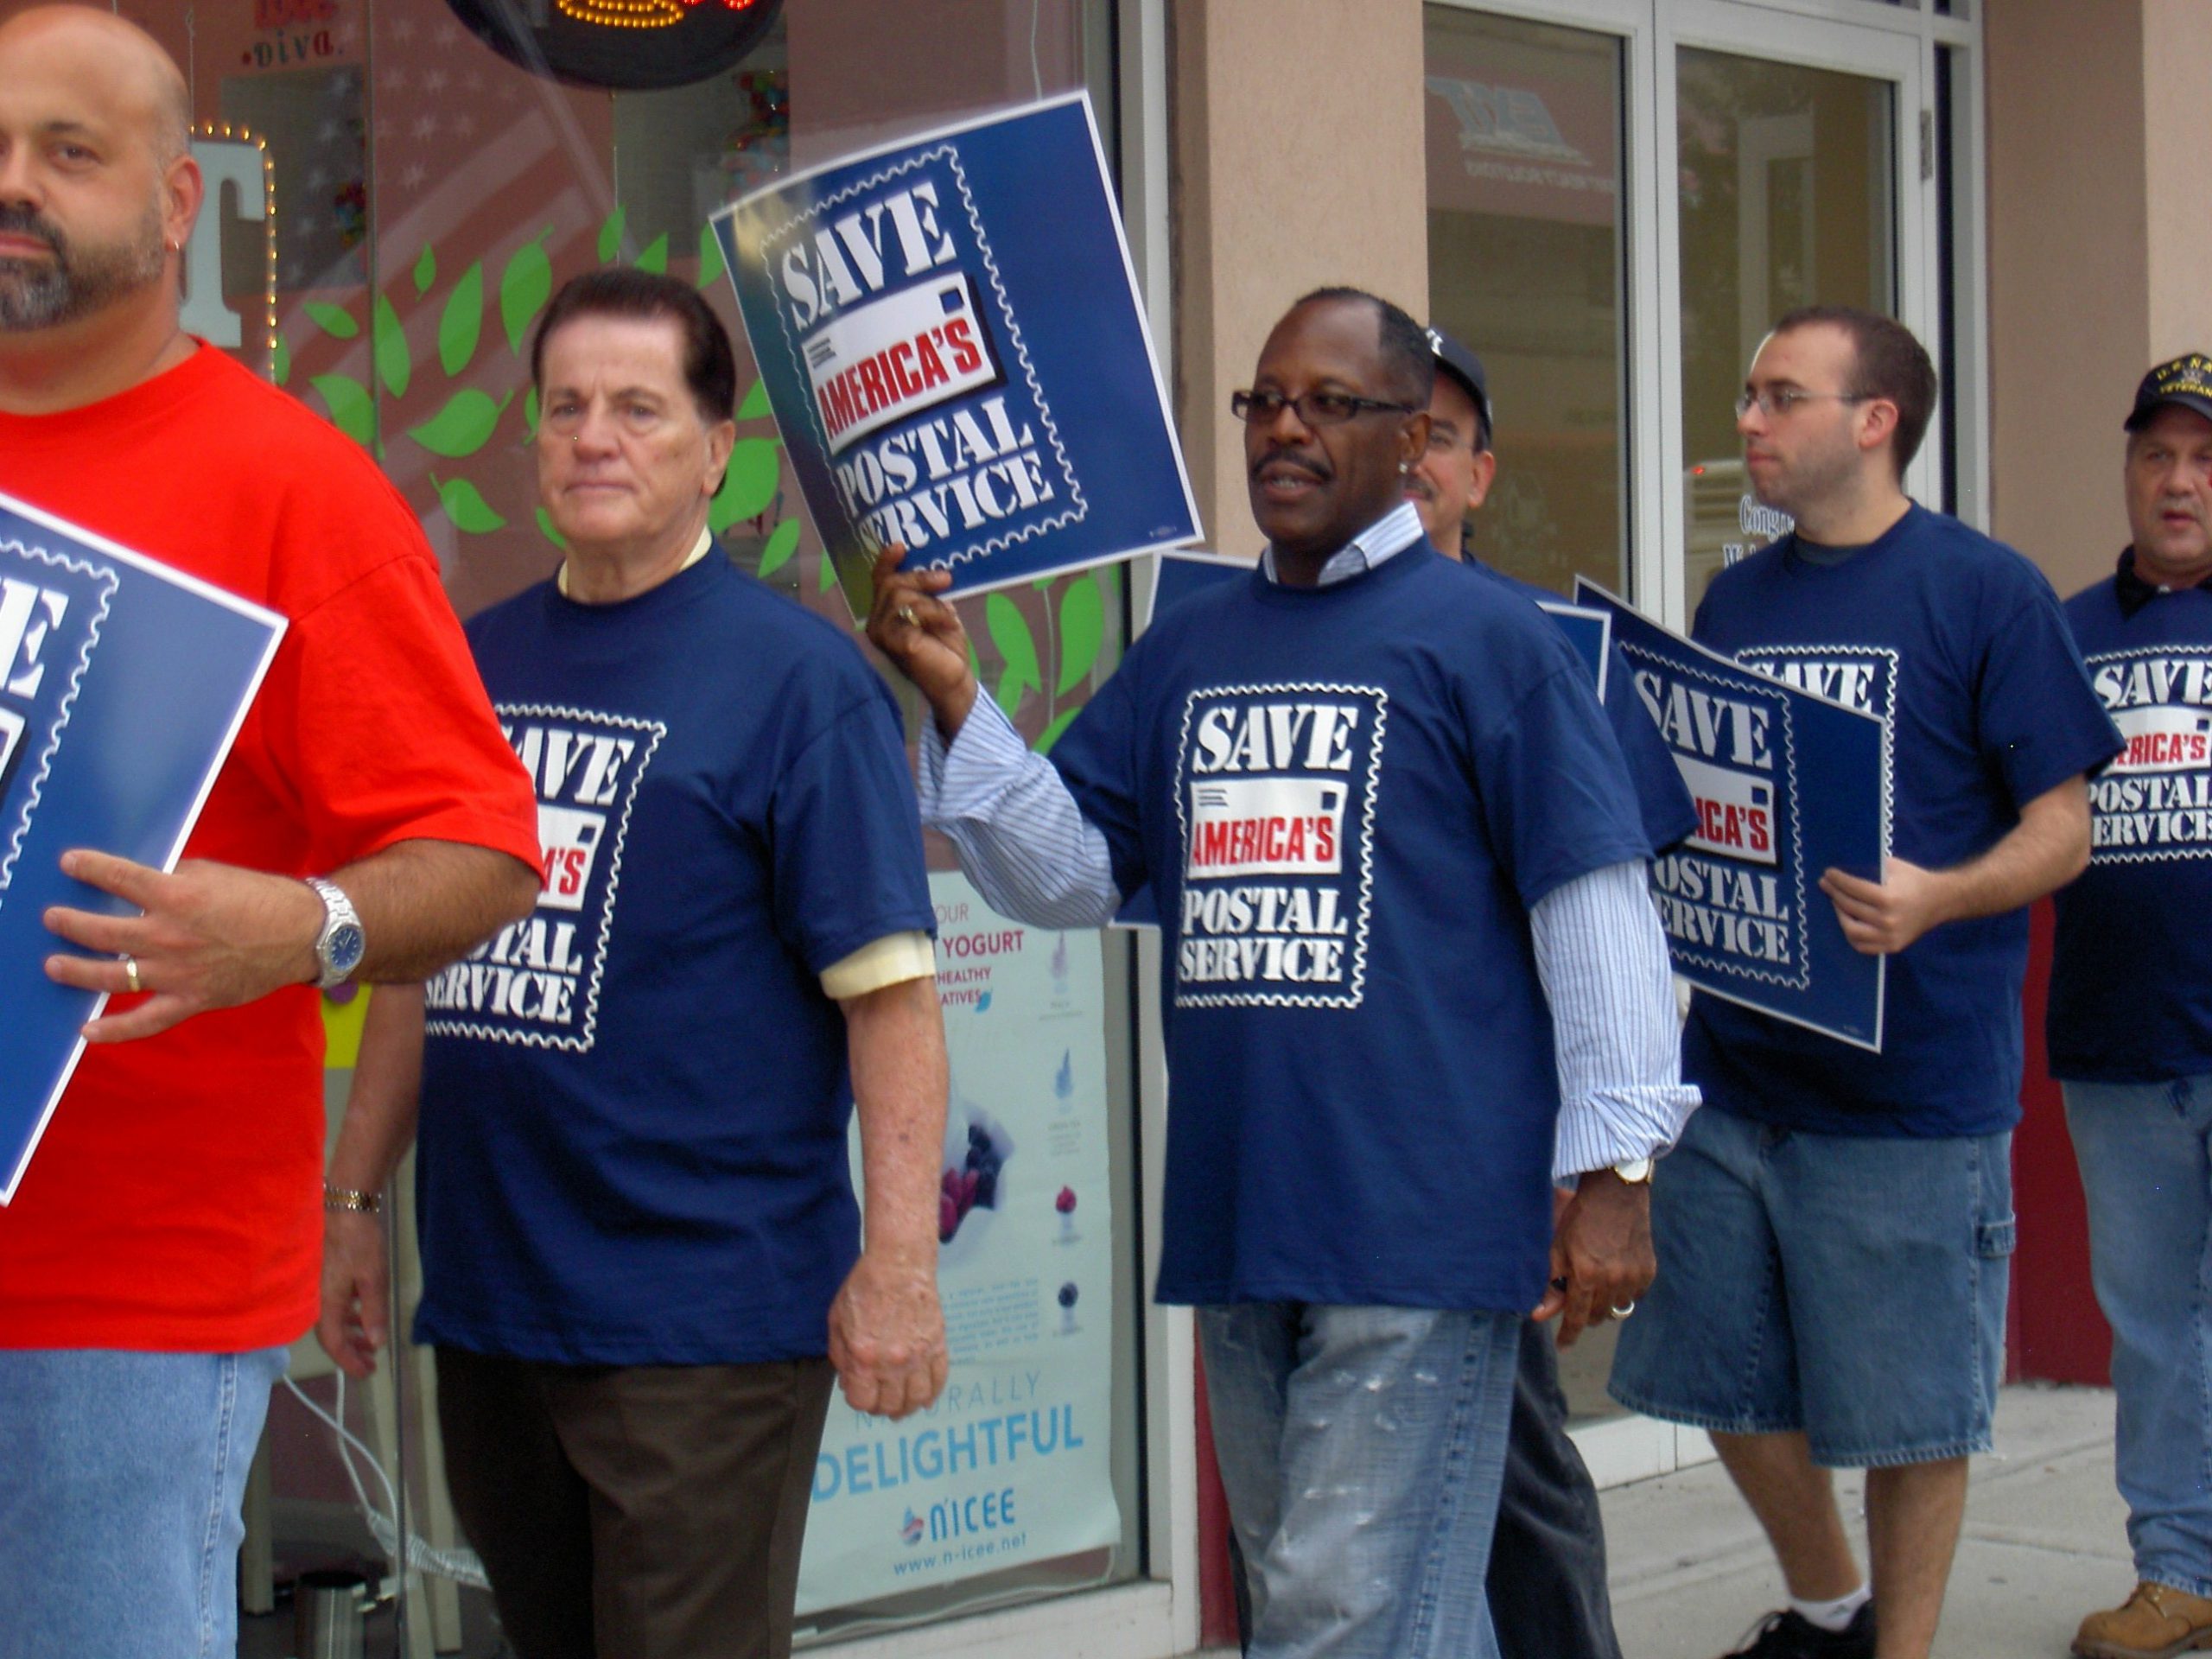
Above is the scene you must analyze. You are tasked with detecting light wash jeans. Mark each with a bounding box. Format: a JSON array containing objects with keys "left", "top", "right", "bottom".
[
  {"left": 2066, "top": 1075, "right": 2212, "bottom": 1597},
  {"left": 1198, "top": 1303, "right": 1521, "bottom": 1659},
  {"left": 0, "top": 1346, "right": 289, "bottom": 1659}
]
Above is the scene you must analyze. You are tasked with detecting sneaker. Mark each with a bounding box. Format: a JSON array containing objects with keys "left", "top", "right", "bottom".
[
  {"left": 2074, "top": 1582, "right": 2212, "bottom": 1658},
  {"left": 1721, "top": 1603, "right": 1877, "bottom": 1659}
]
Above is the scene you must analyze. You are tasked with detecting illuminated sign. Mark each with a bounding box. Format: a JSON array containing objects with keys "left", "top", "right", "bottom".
[
  {"left": 445, "top": 0, "right": 780, "bottom": 89},
  {"left": 181, "top": 126, "right": 278, "bottom": 380}
]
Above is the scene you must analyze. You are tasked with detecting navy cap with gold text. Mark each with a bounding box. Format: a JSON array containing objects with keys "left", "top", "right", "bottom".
[{"left": 2126, "top": 353, "right": 2212, "bottom": 431}]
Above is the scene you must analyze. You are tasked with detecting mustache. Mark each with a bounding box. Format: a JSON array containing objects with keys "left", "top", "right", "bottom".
[
  {"left": 1249, "top": 449, "right": 1328, "bottom": 484},
  {"left": 0, "top": 205, "right": 63, "bottom": 257}
]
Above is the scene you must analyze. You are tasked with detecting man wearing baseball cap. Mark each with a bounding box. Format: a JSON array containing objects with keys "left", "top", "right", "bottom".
[
  {"left": 2048, "top": 353, "right": 2212, "bottom": 1659},
  {"left": 1408, "top": 326, "right": 1697, "bottom": 1659}
]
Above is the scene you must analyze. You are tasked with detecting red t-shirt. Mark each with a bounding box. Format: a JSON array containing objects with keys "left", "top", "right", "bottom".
[{"left": 0, "top": 344, "right": 540, "bottom": 1352}]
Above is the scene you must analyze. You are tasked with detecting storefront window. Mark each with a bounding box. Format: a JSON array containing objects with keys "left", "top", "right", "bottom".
[
  {"left": 1676, "top": 47, "right": 1897, "bottom": 607},
  {"left": 1423, "top": 6, "right": 1630, "bottom": 600},
  {"left": 148, "top": 2, "right": 1141, "bottom": 1650}
]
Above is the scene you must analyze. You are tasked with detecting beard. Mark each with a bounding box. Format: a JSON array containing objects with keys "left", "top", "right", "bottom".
[{"left": 0, "top": 200, "right": 168, "bottom": 332}]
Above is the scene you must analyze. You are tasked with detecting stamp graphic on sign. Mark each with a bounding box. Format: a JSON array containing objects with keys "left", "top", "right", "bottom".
[
  {"left": 1678, "top": 753, "right": 1777, "bottom": 867},
  {"left": 805, "top": 270, "right": 1003, "bottom": 454}
]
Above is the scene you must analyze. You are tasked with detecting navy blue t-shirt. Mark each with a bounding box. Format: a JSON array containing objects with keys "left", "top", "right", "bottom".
[
  {"left": 2049, "top": 560, "right": 2212, "bottom": 1082},
  {"left": 413, "top": 553, "right": 935, "bottom": 1364},
  {"left": 1467, "top": 562, "right": 1699, "bottom": 856},
  {"left": 1050, "top": 541, "right": 1651, "bottom": 1315},
  {"left": 1686, "top": 505, "right": 2120, "bottom": 1136}
]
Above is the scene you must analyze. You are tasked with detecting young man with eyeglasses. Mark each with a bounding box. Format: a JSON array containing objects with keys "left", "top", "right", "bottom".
[
  {"left": 1608, "top": 307, "right": 2120, "bottom": 1659},
  {"left": 868, "top": 287, "right": 1695, "bottom": 1659}
]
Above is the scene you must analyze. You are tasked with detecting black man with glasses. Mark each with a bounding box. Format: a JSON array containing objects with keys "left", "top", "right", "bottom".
[
  {"left": 866, "top": 287, "right": 1695, "bottom": 1659},
  {"left": 1610, "top": 307, "right": 2119, "bottom": 1659}
]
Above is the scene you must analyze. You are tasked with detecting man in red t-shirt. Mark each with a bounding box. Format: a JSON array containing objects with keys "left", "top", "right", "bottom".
[{"left": 0, "top": 10, "right": 541, "bottom": 1656}]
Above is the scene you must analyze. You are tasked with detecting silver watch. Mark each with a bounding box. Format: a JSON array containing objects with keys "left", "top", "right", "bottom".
[{"left": 305, "top": 877, "right": 365, "bottom": 989}]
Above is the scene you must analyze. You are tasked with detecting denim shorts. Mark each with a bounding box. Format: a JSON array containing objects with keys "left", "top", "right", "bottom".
[{"left": 1608, "top": 1106, "right": 2015, "bottom": 1467}]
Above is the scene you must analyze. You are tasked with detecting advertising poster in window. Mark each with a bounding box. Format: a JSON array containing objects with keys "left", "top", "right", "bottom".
[
  {"left": 713, "top": 92, "right": 1199, "bottom": 620},
  {"left": 0, "top": 493, "right": 284, "bottom": 1202},
  {"left": 1574, "top": 581, "right": 1888, "bottom": 1050},
  {"left": 797, "top": 872, "right": 1119, "bottom": 1614}
]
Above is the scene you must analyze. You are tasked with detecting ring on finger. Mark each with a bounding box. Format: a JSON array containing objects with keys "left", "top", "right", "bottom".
[
  {"left": 1609, "top": 1300, "right": 1637, "bottom": 1319},
  {"left": 895, "top": 604, "right": 919, "bottom": 627},
  {"left": 120, "top": 953, "right": 142, "bottom": 996}
]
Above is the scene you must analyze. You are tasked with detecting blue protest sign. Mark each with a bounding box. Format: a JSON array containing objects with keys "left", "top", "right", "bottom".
[
  {"left": 1537, "top": 601, "right": 1611, "bottom": 701},
  {"left": 714, "top": 93, "right": 1200, "bottom": 620},
  {"left": 1141, "top": 550, "right": 1249, "bottom": 632},
  {"left": 0, "top": 493, "right": 284, "bottom": 1202},
  {"left": 1574, "top": 581, "right": 1887, "bottom": 1050}
]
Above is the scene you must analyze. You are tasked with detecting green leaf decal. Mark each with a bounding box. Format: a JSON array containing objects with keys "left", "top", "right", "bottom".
[
  {"left": 439, "top": 262, "right": 484, "bottom": 378},
  {"left": 637, "top": 232, "right": 668, "bottom": 275},
  {"left": 534, "top": 505, "right": 569, "bottom": 552},
  {"left": 986, "top": 593, "right": 1041, "bottom": 694},
  {"left": 697, "top": 222, "right": 727, "bottom": 289},
  {"left": 1056, "top": 573, "right": 1104, "bottom": 695},
  {"left": 431, "top": 474, "right": 505, "bottom": 534},
  {"left": 271, "top": 333, "right": 291, "bottom": 387},
  {"left": 407, "top": 387, "right": 512, "bottom": 457},
  {"left": 757, "top": 518, "right": 800, "bottom": 577},
  {"left": 596, "top": 205, "right": 626, "bottom": 264},
  {"left": 499, "top": 232, "right": 553, "bottom": 357},
  {"left": 412, "top": 243, "right": 436, "bottom": 296},
  {"left": 308, "top": 372, "right": 374, "bottom": 447},
  {"left": 821, "top": 547, "right": 841, "bottom": 592},
  {"left": 1034, "top": 708, "right": 1082, "bottom": 754},
  {"left": 737, "top": 378, "right": 771, "bottom": 421},
  {"left": 305, "top": 301, "right": 359, "bottom": 340},
  {"left": 372, "top": 294, "right": 410, "bottom": 399},
  {"left": 523, "top": 385, "right": 539, "bottom": 442},
  {"left": 709, "top": 437, "right": 780, "bottom": 533},
  {"left": 994, "top": 669, "right": 1028, "bottom": 721}
]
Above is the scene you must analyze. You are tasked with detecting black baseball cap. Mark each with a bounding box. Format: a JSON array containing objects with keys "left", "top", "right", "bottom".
[
  {"left": 2126, "top": 353, "right": 2212, "bottom": 432},
  {"left": 1424, "top": 325, "right": 1492, "bottom": 447}
]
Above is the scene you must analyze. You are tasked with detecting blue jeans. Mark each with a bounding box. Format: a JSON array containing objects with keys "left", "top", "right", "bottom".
[
  {"left": 1611, "top": 1107, "right": 2013, "bottom": 1465},
  {"left": 2066, "top": 1076, "right": 2212, "bottom": 1598},
  {"left": 0, "top": 1346, "right": 288, "bottom": 1659},
  {"left": 1198, "top": 1303, "right": 1521, "bottom": 1659}
]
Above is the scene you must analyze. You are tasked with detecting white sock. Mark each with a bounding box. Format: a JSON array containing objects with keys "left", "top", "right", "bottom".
[{"left": 1789, "top": 1586, "right": 1872, "bottom": 1633}]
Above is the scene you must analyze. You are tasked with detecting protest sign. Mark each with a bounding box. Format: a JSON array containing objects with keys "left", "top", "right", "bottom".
[
  {"left": 1574, "top": 580, "right": 1887, "bottom": 1049},
  {"left": 714, "top": 93, "right": 1199, "bottom": 620},
  {"left": 1537, "top": 601, "right": 1610, "bottom": 699},
  {"left": 1141, "top": 549, "right": 1249, "bottom": 632},
  {"left": 0, "top": 493, "right": 285, "bottom": 1201},
  {"left": 799, "top": 874, "right": 1120, "bottom": 1615}
]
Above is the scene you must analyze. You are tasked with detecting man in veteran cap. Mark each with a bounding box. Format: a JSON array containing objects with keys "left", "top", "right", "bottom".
[{"left": 2048, "top": 353, "right": 2212, "bottom": 1659}]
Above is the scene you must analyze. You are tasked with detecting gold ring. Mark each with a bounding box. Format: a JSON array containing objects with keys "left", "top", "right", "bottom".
[
  {"left": 121, "top": 954, "right": 141, "bottom": 996},
  {"left": 896, "top": 605, "right": 919, "bottom": 627}
]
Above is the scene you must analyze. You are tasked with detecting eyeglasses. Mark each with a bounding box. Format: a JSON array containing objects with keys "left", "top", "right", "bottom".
[
  {"left": 1230, "top": 389, "right": 1416, "bottom": 427},
  {"left": 1734, "top": 388, "right": 1869, "bottom": 419}
]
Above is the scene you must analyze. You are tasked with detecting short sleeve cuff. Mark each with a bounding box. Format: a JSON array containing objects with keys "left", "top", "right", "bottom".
[{"left": 820, "top": 931, "right": 938, "bottom": 1000}]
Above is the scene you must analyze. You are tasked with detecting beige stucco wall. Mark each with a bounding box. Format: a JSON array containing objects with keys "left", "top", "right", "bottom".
[
  {"left": 1171, "top": 0, "right": 1429, "bottom": 559},
  {"left": 2143, "top": 0, "right": 2212, "bottom": 367},
  {"left": 1988, "top": 0, "right": 2212, "bottom": 599},
  {"left": 1985, "top": 0, "right": 2148, "bottom": 596}
]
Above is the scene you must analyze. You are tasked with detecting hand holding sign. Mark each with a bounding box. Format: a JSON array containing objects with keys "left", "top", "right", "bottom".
[
  {"left": 42, "top": 849, "right": 321, "bottom": 1043},
  {"left": 1820, "top": 856, "right": 1945, "bottom": 955},
  {"left": 865, "top": 546, "right": 980, "bottom": 738}
]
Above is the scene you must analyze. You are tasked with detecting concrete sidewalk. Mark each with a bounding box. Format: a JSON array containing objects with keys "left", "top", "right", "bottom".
[{"left": 1602, "top": 1382, "right": 2132, "bottom": 1659}]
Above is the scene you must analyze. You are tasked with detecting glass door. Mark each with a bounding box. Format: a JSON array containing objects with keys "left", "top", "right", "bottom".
[{"left": 1661, "top": 3, "right": 1928, "bottom": 619}]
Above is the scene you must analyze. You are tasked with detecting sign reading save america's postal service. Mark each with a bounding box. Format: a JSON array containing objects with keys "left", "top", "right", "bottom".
[
  {"left": 1575, "top": 581, "right": 1888, "bottom": 1050},
  {"left": 713, "top": 93, "right": 1200, "bottom": 620},
  {"left": 0, "top": 493, "right": 284, "bottom": 1203}
]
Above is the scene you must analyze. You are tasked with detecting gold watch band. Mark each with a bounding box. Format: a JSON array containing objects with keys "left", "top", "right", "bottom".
[{"left": 323, "top": 1184, "right": 384, "bottom": 1215}]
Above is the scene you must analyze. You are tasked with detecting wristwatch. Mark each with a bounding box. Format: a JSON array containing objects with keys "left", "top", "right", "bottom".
[
  {"left": 1610, "top": 1157, "right": 1655, "bottom": 1185},
  {"left": 305, "top": 876, "right": 365, "bottom": 989}
]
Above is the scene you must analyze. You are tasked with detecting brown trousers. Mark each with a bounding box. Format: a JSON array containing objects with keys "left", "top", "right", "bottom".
[{"left": 435, "top": 1348, "right": 836, "bottom": 1659}]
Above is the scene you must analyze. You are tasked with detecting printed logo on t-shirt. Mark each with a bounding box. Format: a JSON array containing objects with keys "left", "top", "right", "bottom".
[
  {"left": 0, "top": 547, "right": 115, "bottom": 906},
  {"left": 1171, "top": 683, "right": 1383, "bottom": 1009},
  {"left": 2083, "top": 648, "right": 2212, "bottom": 862},
  {"left": 424, "top": 703, "right": 664, "bottom": 1050},
  {"left": 1734, "top": 644, "right": 1897, "bottom": 848}
]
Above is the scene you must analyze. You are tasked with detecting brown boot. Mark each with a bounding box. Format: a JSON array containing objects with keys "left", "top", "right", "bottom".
[{"left": 2075, "top": 1583, "right": 2212, "bottom": 1658}]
